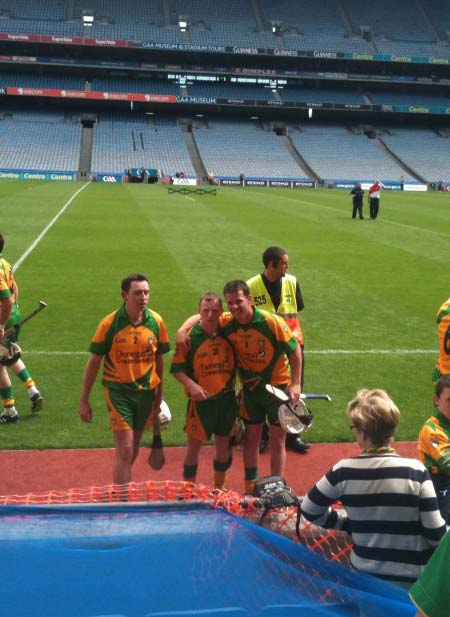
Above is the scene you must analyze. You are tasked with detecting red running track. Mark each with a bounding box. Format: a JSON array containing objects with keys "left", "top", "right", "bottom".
[{"left": 0, "top": 441, "right": 418, "bottom": 498}]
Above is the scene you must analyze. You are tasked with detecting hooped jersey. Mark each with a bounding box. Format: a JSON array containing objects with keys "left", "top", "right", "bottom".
[
  {"left": 246, "top": 273, "right": 303, "bottom": 344},
  {"left": 218, "top": 307, "right": 298, "bottom": 387},
  {"left": 434, "top": 297, "right": 450, "bottom": 380},
  {"left": 418, "top": 411, "right": 450, "bottom": 476},
  {"left": 90, "top": 303, "right": 170, "bottom": 391},
  {"left": 171, "top": 322, "right": 236, "bottom": 398},
  {"left": 0, "top": 255, "right": 15, "bottom": 300}
]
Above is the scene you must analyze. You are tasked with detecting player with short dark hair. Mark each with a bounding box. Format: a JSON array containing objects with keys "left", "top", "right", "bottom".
[
  {"left": 418, "top": 374, "right": 450, "bottom": 523},
  {"left": 176, "top": 280, "right": 302, "bottom": 494},
  {"left": 171, "top": 292, "right": 237, "bottom": 489},
  {"left": 433, "top": 295, "right": 450, "bottom": 382},
  {"left": 0, "top": 231, "right": 43, "bottom": 423},
  {"left": 247, "top": 246, "right": 308, "bottom": 454},
  {"left": 220, "top": 279, "right": 301, "bottom": 494},
  {"left": 350, "top": 183, "right": 364, "bottom": 219},
  {"left": 79, "top": 274, "right": 170, "bottom": 485}
]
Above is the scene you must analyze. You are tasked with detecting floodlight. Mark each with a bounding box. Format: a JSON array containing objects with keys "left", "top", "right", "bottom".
[
  {"left": 178, "top": 17, "right": 189, "bottom": 32},
  {"left": 82, "top": 9, "right": 94, "bottom": 26},
  {"left": 271, "top": 21, "right": 282, "bottom": 34}
]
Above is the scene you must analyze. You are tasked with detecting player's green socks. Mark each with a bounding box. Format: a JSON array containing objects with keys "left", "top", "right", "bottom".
[
  {"left": 0, "top": 386, "right": 14, "bottom": 408},
  {"left": 17, "top": 368, "right": 34, "bottom": 388},
  {"left": 183, "top": 464, "right": 198, "bottom": 483}
]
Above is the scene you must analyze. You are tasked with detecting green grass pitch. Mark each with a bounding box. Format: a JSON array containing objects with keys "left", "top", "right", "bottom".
[{"left": 0, "top": 180, "right": 449, "bottom": 450}]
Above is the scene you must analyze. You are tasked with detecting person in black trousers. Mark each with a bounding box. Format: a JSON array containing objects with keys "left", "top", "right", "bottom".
[
  {"left": 350, "top": 183, "right": 364, "bottom": 219},
  {"left": 368, "top": 180, "right": 384, "bottom": 220}
]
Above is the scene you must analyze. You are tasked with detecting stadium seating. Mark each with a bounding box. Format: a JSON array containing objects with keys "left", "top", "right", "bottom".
[
  {"left": 380, "top": 127, "right": 450, "bottom": 182},
  {"left": 0, "top": 110, "right": 80, "bottom": 172},
  {"left": 281, "top": 87, "right": 365, "bottom": 104},
  {"left": 367, "top": 90, "right": 450, "bottom": 107},
  {"left": 288, "top": 124, "right": 414, "bottom": 182},
  {"left": 187, "top": 82, "right": 276, "bottom": 100},
  {"left": 193, "top": 118, "right": 307, "bottom": 180},
  {"left": 90, "top": 77, "right": 181, "bottom": 95},
  {"left": 91, "top": 113, "right": 196, "bottom": 177},
  {"left": 0, "top": 0, "right": 448, "bottom": 58},
  {"left": 0, "top": 71, "right": 85, "bottom": 90}
]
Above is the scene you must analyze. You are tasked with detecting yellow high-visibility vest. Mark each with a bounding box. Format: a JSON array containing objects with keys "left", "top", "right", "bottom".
[{"left": 247, "top": 273, "right": 303, "bottom": 344}]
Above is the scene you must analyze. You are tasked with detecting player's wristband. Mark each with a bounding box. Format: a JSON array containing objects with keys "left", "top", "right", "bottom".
[{"left": 152, "top": 435, "right": 163, "bottom": 448}]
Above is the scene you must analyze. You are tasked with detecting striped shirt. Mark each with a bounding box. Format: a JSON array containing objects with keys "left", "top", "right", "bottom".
[{"left": 300, "top": 453, "right": 446, "bottom": 586}]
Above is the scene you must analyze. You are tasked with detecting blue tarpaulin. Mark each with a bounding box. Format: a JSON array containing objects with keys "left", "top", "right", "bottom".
[{"left": 0, "top": 503, "right": 416, "bottom": 617}]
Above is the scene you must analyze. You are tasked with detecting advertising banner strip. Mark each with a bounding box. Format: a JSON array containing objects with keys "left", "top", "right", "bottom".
[
  {"left": 7, "top": 87, "right": 176, "bottom": 103},
  {"left": 0, "top": 32, "right": 450, "bottom": 67},
  {"left": 0, "top": 170, "right": 75, "bottom": 181}
]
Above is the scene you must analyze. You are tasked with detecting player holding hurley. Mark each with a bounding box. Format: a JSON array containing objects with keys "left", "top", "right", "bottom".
[
  {"left": 177, "top": 280, "right": 302, "bottom": 495},
  {"left": 0, "top": 231, "right": 43, "bottom": 423},
  {"left": 79, "top": 274, "right": 170, "bottom": 485},
  {"left": 247, "top": 246, "right": 308, "bottom": 454}
]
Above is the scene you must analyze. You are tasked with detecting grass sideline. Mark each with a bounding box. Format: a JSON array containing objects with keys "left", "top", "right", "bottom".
[{"left": 0, "top": 180, "right": 449, "bottom": 451}]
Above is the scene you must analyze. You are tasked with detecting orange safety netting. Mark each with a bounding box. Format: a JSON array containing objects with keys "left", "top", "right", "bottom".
[{"left": 0, "top": 480, "right": 352, "bottom": 565}]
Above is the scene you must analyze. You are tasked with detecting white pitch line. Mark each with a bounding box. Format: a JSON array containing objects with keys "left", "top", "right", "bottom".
[
  {"left": 13, "top": 182, "right": 90, "bottom": 271},
  {"left": 23, "top": 348, "right": 436, "bottom": 356},
  {"left": 309, "top": 349, "right": 435, "bottom": 355}
]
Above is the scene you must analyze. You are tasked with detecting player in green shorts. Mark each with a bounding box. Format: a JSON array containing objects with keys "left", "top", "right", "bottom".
[
  {"left": 176, "top": 281, "right": 302, "bottom": 495},
  {"left": 0, "top": 231, "right": 43, "bottom": 423},
  {"left": 79, "top": 274, "right": 170, "bottom": 485},
  {"left": 172, "top": 292, "right": 237, "bottom": 489}
]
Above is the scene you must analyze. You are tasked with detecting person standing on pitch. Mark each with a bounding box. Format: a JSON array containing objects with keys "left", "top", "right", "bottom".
[
  {"left": 247, "top": 246, "right": 308, "bottom": 454},
  {"left": 350, "top": 183, "right": 364, "bottom": 219},
  {"left": 433, "top": 295, "right": 450, "bottom": 382},
  {"left": 171, "top": 292, "right": 237, "bottom": 490},
  {"left": 0, "top": 232, "right": 43, "bottom": 423},
  {"left": 368, "top": 179, "right": 384, "bottom": 220},
  {"left": 176, "top": 280, "right": 302, "bottom": 495},
  {"left": 79, "top": 274, "right": 170, "bottom": 485}
]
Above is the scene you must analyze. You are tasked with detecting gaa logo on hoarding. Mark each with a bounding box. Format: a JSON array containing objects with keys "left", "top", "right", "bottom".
[{"left": 101, "top": 176, "right": 117, "bottom": 182}]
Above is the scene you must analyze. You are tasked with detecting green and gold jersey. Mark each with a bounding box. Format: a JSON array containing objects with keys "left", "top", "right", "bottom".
[
  {"left": 0, "top": 255, "right": 15, "bottom": 300},
  {"left": 171, "top": 322, "right": 236, "bottom": 398},
  {"left": 218, "top": 307, "right": 298, "bottom": 387},
  {"left": 435, "top": 297, "right": 450, "bottom": 380},
  {"left": 90, "top": 303, "right": 170, "bottom": 391},
  {"left": 418, "top": 411, "right": 450, "bottom": 476}
]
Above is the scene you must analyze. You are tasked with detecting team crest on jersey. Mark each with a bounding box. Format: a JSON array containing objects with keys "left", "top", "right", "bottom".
[
  {"left": 283, "top": 324, "right": 289, "bottom": 332},
  {"left": 148, "top": 337, "right": 154, "bottom": 345},
  {"left": 257, "top": 339, "right": 266, "bottom": 357}
]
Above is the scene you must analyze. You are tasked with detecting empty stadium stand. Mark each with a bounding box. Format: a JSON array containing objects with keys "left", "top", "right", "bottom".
[
  {"left": 288, "top": 124, "right": 416, "bottom": 183},
  {"left": 91, "top": 113, "right": 196, "bottom": 177},
  {"left": 193, "top": 118, "right": 308, "bottom": 180},
  {"left": 0, "top": 110, "right": 81, "bottom": 172}
]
